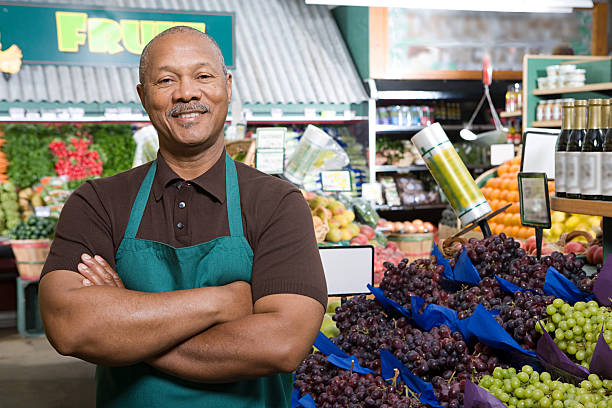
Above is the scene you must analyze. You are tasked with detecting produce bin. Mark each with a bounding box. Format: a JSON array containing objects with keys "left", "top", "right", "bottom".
[
  {"left": 386, "top": 232, "right": 433, "bottom": 262},
  {"left": 10, "top": 239, "right": 50, "bottom": 280}
]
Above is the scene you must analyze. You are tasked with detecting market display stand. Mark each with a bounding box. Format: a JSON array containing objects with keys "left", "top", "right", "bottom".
[{"left": 551, "top": 197, "right": 612, "bottom": 260}]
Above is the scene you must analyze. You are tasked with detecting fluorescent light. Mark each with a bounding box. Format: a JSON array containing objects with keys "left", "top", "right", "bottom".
[{"left": 305, "top": 0, "right": 592, "bottom": 13}]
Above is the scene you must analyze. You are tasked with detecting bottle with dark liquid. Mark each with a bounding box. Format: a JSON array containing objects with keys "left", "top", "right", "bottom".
[
  {"left": 565, "top": 100, "right": 588, "bottom": 199},
  {"left": 581, "top": 99, "right": 604, "bottom": 200},
  {"left": 603, "top": 99, "right": 612, "bottom": 201},
  {"left": 555, "top": 100, "right": 574, "bottom": 198}
]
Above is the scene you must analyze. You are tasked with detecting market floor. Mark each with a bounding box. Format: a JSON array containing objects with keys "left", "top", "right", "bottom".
[{"left": 0, "top": 328, "right": 95, "bottom": 408}]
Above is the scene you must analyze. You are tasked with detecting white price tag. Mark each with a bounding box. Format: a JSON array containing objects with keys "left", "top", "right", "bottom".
[
  {"left": 321, "top": 110, "right": 337, "bottom": 119},
  {"left": 321, "top": 171, "right": 352, "bottom": 192},
  {"left": 256, "top": 150, "right": 284, "bottom": 174},
  {"left": 270, "top": 108, "right": 283, "bottom": 118},
  {"left": 256, "top": 128, "right": 286, "bottom": 149},
  {"left": 361, "top": 182, "right": 383, "bottom": 205},
  {"left": 304, "top": 108, "right": 317, "bottom": 119},
  {"left": 35, "top": 206, "right": 51, "bottom": 218},
  {"left": 490, "top": 144, "right": 516, "bottom": 166}
]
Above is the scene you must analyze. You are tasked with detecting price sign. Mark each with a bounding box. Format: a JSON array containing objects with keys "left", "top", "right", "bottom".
[
  {"left": 321, "top": 170, "right": 352, "bottom": 192},
  {"left": 319, "top": 245, "right": 373, "bottom": 296},
  {"left": 256, "top": 150, "right": 284, "bottom": 174},
  {"left": 255, "top": 128, "right": 286, "bottom": 149},
  {"left": 490, "top": 144, "right": 516, "bottom": 166},
  {"left": 518, "top": 172, "right": 551, "bottom": 228}
]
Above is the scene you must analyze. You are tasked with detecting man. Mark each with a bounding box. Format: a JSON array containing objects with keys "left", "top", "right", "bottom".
[{"left": 39, "top": 26, "right": 327, "bottom": 407}]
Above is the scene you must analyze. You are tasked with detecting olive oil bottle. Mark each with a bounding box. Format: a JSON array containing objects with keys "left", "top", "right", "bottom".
[
  {"left": 603, "top": 99, "right": 612, "bottom": 201},
  {"left": 555, "top": 101, "right": 574, "bottom": 198},
  {"left": 581, "top": 99, "right": 604, "bottom": 200},
  {"left": 565, "top": 100, "right": 588, "bottom": 199}
]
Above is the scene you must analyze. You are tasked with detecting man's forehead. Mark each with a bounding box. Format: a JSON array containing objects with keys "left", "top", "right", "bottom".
[{"left": 149, "top": 32, "right": 214, "bottom": 55}]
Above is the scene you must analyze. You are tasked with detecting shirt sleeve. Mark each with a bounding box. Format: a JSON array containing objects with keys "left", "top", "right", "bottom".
[
  {"left": 250, "top": 191, "right": 327, "bottom": 309},
  {"left": 41, "top": 181, "right": 116, "bottom": 279}
]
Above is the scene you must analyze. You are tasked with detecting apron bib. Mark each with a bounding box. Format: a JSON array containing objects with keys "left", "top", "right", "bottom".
[{"left": 96, "top": 155, "right": 291, "bottom": 408}]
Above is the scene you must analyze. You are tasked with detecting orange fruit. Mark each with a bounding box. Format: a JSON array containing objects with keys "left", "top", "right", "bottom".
[
  {"left": 491, "top": 189, "right": 501, "bottom": 200},
  {"left": 509, "top": 202, "right": 520, "bottom": 214},
  {"left": 489, "top": 199, "right": 500, "bottom": 210},
  {"left": 486, "top": 178, "right": 496, "bottom": 188},
  {"left": 503, "top": 213, "right": 514, "bottom": 225},
  {"left": 412, "top": 219, "right": 424, "bottom": 226},
  {"left": 497, "top": 164, "right": 509, "bottom": 176},
  {"left": 519, "top": 227, "right": 531, "bottom": 239},
  {"left": 508, "top": 191, "right": 519, "bottom": 203},
  {"left": 510, "top": 225, "right": 520, "bottom": 237},
  {"left": 511, "top": 156, "right": 521, "bottom": 165},
  {"left": 501, "top": 179, "right": 511, "bottom": 190},
  {"left": 494, "top": 224, "right": 505, "bottom": 235},
  {"left": 510, "top": 179, "right": 519, "bottom": 191},
  {"left": 512, "top": 213, "right": 521, "bottom": 226},
  {"left": 510, "top": 164, "right": 520, "bottom": 173}
]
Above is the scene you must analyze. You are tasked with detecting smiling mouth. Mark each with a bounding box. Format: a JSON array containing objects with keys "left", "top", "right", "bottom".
[{"left": 176, "top": 112, "right": 204, "bottom": 119}]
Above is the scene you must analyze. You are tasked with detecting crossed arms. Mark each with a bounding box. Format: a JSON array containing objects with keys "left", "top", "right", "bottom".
[{"left": 39, "top": 254, "right": 324, "bottom": 383}]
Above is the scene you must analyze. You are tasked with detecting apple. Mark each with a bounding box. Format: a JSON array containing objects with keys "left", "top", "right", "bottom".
[
  {"left": 360, "top": 225, "right": 376, "bottom": 240},
  {"left": 350, "top": 233, "right": 368, "bottom": 245},
  {"left": 340, "top": 227, "right": 353, "bottom": 241},
  {"left": 386, "top": 241, "right": 399, "bottom": 251},
  {"left": 564, "top": 241, "right": 585, "bottom": 254},
  {"left": 326, "top": 227, "right": 342, "bottom": 242}
]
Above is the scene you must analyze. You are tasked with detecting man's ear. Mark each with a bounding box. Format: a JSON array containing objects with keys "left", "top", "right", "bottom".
[
  {"left": 136, "top": 83, "right": 146, "bottom": 108},
  {"left": 226, "top": 72, "right": 233, "bottom": 103}
]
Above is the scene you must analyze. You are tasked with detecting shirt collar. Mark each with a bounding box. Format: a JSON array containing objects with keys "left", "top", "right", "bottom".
[{"left": 151, "top": 149, "right": 227, "bottom": 204}]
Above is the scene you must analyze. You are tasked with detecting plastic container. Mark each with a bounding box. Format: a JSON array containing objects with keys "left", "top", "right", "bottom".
[
  {"left": 283, "top": 125, "right": 348, "bottom": 185},
  {"left": 559, "top": 64, "right": 576, "bottom": 75},
  {"left": 537, "top": 101, "right": 545, "bottom": 121},
  {"left": 411, "top": 123, "right": 491, "bottom": 226},
  {"left": 537, "top": 77, "right": 550, "bottom": 90},
  {"left": 546, "top": 65, "right": 561, "bottom": 77},
  {"left": 544, "top": 100, "right": 554, "bottom": 121}
]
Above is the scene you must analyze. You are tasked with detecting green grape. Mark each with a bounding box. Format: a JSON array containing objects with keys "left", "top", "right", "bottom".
[
  {"left": 576, "top": 350, "right": 586, "bottom": 361},
  {"left": 553, "top": 298, "right": 565, "bottom": 308},
  {"left": 552, "top": 313, "right": 563, "bottom": 324},
  {"left": 574, "top": 302, "right": 586, "bottom": 311},
  {"left": 522, "top": 365, "right": 534, "bottom": 375},
  {"left": 553, "top": 401, "right": 564, "bottom": 408},
  {"left": 558, "top": 340, "right": 568, "bottom": 351},
  {"left": 518, "top": 372, "right": 530, "bottom": 383},
  {"left": 547, "top": 304, "right": 558, "bottom": 315},
  {"left": 540, "top": 396, "right": 552, "bottom": 408},
  {"left": 516, "top": 387, "right": 526, "bottom": 398},
  {"left": 518, "top": 401, "right": 527, "bottom": 408},
  {"left": 567, "top": 318, "right": 577, "bottom": 328},
  {"left": 552, "top": 389, "right": 564, "bottom": 400},
  {"left": 573, "top": 326, "right": 583, "bottom": 336},
  {"left": 532, "top": 389, "right": 544, "bottom": 401},
  {"left": 540, "top": 372, "right": 552, "bottom": 383},
  {"left": 547, "top": 322, "right": 557, "bottom": 332},
  {"left": 559, "top": 321, "right": 569, "bottom": 331}
]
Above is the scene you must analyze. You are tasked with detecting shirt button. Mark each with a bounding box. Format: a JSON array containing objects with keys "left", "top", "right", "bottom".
[
  {"left": 176, "top": 182, "right": 182, "bottom": 190},
  {"left": 177, "top": 222, "right": 184, "bottom": 229},
  {"left": 178, "top": 201, "right": 186, "bottom": 209}
]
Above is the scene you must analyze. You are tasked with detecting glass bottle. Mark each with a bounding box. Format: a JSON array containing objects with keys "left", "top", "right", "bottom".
[
  {"left": 565, "top": 100, "right": 588, "bottom": 199},
  {"left": 555, "top": 101, "right": 574, "bottom": 198},
  {"left": 602, "top": 99, "right": 612, "bottom": 201},
  {"left": 581, "top": 99, "right": 604, "bottom": 200}
]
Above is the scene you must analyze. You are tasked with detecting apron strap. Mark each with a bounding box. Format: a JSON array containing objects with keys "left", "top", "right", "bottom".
[
  {"left": 124, "top": 161, "right": 157, "bottom": 239},
  {"left": 225, "top": 154, "right": 244, "bottom": 237}
]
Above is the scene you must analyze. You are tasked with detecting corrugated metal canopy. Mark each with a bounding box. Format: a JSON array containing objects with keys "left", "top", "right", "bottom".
[{"left": 0, "top": 0, "right": 367, "bottom": 106}]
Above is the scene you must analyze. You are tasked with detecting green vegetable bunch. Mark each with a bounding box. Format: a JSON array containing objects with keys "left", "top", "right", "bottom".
[{"left": 9, "top": 215, "right": 58, "bottom": 240}]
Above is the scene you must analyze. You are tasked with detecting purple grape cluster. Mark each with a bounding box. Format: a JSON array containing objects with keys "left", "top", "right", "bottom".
[
  {"left": 455, "top": 234, "right": 525, "bottom": 278},
  {"left": 446, "top": 279, "right": 511, "bottom": 319},
  {"left": 294, "top": 353, "right": 421, "bottom": 408},
  {"left": 379, "top": 257, "right": 449, "bottom": 308},
  {"left": 496, "top": 291, "right": 554, "bottom": 350}
]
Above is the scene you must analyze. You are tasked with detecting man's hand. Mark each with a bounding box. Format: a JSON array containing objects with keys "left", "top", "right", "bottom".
[
  {"left": 78, "top": 254, "right": 253, "bottom": 322},
  {"left": 78, "top": 253, "right": 124, "bottom": 288}
]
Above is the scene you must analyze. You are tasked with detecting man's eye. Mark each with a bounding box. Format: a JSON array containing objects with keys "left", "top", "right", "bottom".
[
  {"left": 198, "top": 74, "right": 211, "bottom": 80},
  {"left": 158, "top": 78, "right": 173, "bottom": 84}
]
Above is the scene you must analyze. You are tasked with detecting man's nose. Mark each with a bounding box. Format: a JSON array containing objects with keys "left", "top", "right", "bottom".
[{"left": 173, "top": 78, "right": 201, "bottom": 102}]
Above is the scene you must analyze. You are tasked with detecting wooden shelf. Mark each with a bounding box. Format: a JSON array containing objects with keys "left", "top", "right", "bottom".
[
  {"left": 551, "top": 197, "right": 612, "bottom": 218},
  {"left": 532, "top": 82, "right": 612, "bottom": 96},
  {"left": 531, "top": 120, "right": 561, "bottom": 127},
  {"left": 500, "top": 111, "right": 522, "bottom": 118},
  {"left": 375, "top": 70, "right": 523, "bottom": 81}
]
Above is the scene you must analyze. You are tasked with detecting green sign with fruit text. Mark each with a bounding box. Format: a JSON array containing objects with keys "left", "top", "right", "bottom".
[{"left": 0, "top": 2, "right": 234, "bottom": 69}]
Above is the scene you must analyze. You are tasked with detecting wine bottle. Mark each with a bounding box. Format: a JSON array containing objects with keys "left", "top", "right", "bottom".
[
  {"left": 555, "top": 100, "right": 574, "bottom": 198},
  {"left": 581, "top": 99, "right": 604, "bottom": 200},
  {"left": 565, "top": 100, "right": 588, "bottom": 199},
  {"left": 603, "top": 99, "right": 612, "bottom": 201}
]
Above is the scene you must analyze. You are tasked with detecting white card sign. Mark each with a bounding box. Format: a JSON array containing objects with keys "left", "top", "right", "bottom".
[
  {"left": 319, "top": 245, "right": 373, "bottom": 296},
  {"left": 256, "top": 150, "right": 284, "bottom": 174},
  {"left": 321, "top": 170, "right": 352, "bottom": 192}
]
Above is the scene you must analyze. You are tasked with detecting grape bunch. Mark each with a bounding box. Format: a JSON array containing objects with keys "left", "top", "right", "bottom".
[
  {"left": 496, "top": 291, "right": 554, "bottom": 350},
  {"left": 537, "top": 298, "right": 612, "bottom": 368},
  {"left": 447, "top": 280, "right": 510, "bottom": 319},
  {"left": 294, "top": 353, "right": 421, "bottom": 408},
  {"left": 457, "top": 234, "right": 525, "bottom": 278},
  {"left": 379, "top": 257, "right": 449, "bottom": 308},
  {"left": 479, "top": 366, "right": 612, "bottom": 408}
]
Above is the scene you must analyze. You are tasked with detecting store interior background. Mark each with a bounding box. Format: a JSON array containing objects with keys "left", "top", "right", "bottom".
[{"left": 0, "top": 1, "right": 610, "bottom": 407}]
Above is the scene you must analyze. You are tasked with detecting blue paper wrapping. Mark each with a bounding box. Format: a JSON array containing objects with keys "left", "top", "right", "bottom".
[
  {"left": 432, "top": 242, "right": 454, "bottom": 280},
  {"left": 380, "top": 349, "right": 443, "bottom": 408},
  {"left": 453, "top": 248, "right": 482, "bottom": 284},
  {"left": 327, "top": 354, "right": 374, "bottom": 375},
  {"left": 411, "top": 295, "right": 460, "bottom": 332},
  {"left": 297, "top": 393, "right": 316, "bottom": 408},
  {"left": 495, "top": 275, "right": 540, "bottom": 294},
  {"left": 543, "top": 267, "right": 595, "bottom": 304},
  {"left": 367, "top": 284, "right": 411, "bottom": 319},
  {"left": 467, "top": 304, "right": 537, "bottom": 357},
  {"left": 313, "top": 331, "right": 347, "bottom": 358}
]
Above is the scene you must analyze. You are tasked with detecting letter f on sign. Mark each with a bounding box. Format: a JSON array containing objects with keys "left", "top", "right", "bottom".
[{"left": 56, "top": 12, "right": 87, "bottom": 52}]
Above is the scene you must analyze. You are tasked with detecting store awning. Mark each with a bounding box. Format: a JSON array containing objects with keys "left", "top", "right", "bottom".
[{"left": 0, "top": 0, "right": 367, "bottom": 119}]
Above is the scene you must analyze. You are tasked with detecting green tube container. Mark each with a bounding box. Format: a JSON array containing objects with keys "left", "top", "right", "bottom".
[{"left": 411, "top": 123, "right": 491, "bottom": 226}]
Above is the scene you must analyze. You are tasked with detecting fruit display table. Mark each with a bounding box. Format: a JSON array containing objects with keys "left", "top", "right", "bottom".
[{"left": 551, "top": 197, "right": 612, "bottom": 260}]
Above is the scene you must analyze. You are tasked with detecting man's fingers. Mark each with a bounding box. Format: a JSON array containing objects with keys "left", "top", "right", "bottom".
[
  {"left": 78, "top": 262, "right": 106, "bottom": 286},
  {"left": 81, "top": 254, "right": 117, "bottom": 286},
  {"left": 94, "top": 255, "right": 124, "bottom": 288}
]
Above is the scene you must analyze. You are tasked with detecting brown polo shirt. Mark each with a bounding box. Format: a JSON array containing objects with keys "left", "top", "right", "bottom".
[{"left": 41, "top": 149, "right": 327, "bottom": 308}]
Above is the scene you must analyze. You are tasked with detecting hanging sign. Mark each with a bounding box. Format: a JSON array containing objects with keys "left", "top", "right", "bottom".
[{"left": 0, "top": 2, "right": 234, "bottom": 72}]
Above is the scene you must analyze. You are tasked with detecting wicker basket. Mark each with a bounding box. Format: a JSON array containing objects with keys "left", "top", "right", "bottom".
[
  {"left": 226, "top": 139, "right": 256, "bottom": 167},
  {"left": 10, "top": 239, "right": 51, "bottom": 280},
  {"left": 387, "top": 232, "right": 434, "bottom": 262},
  {"left": 315, "top": 224, "right": 330, "bottom": 244}
]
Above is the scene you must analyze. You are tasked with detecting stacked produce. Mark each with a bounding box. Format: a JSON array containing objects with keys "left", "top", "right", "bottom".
[
  {"left": 0, "top": 181, "right": 20, "bottom": 235},
  {"left": 479, "top": 368, "right": 611, "bottom": 408},
  {"left": 0, "top": 130, "right": 8, "bottom": 183},
  {"left": 295, "top": 231, "right": 608, "bottom": 407},
  {"left": 304, "top": 192, "right": 360, "bottom": 243},
  {"left": 379, "top": 218, "right": 436, "bottom": 234},
  {"left": 544, "top": 211, "right": 601, "bottom": 244},
  {"left": 9, "top": 215, "right": 57, "bottom": 240},
  {"left": 537, "top": 298, "right": 611, "bottom": 369}
]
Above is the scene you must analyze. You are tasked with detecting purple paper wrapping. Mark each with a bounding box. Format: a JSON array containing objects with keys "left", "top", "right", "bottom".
[
  {"left": 463, "top": 380, "right": 506, "bottom": 408},
  {"left": 536, "top": 321, "right": 589, "bottom": 381},
  {"left": 593, "top": 255, "right": 612, "bottom": 307},
  {"left": 589, "top": 330, "right": 612, "bottom": 380}
]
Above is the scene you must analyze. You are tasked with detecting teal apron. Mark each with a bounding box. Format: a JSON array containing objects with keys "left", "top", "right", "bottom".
[{"left": 96, "top": 155, "right": 292, "bottom": 407}]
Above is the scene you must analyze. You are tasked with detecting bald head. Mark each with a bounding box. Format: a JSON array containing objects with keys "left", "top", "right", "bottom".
[{"left": 138, "top": 26, "right": 227, "bottom": 84}]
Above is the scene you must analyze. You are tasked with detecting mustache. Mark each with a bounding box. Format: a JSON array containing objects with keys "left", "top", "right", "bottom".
[{"left": 167, "top": 103, "right": 210, "bottom": 117}]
